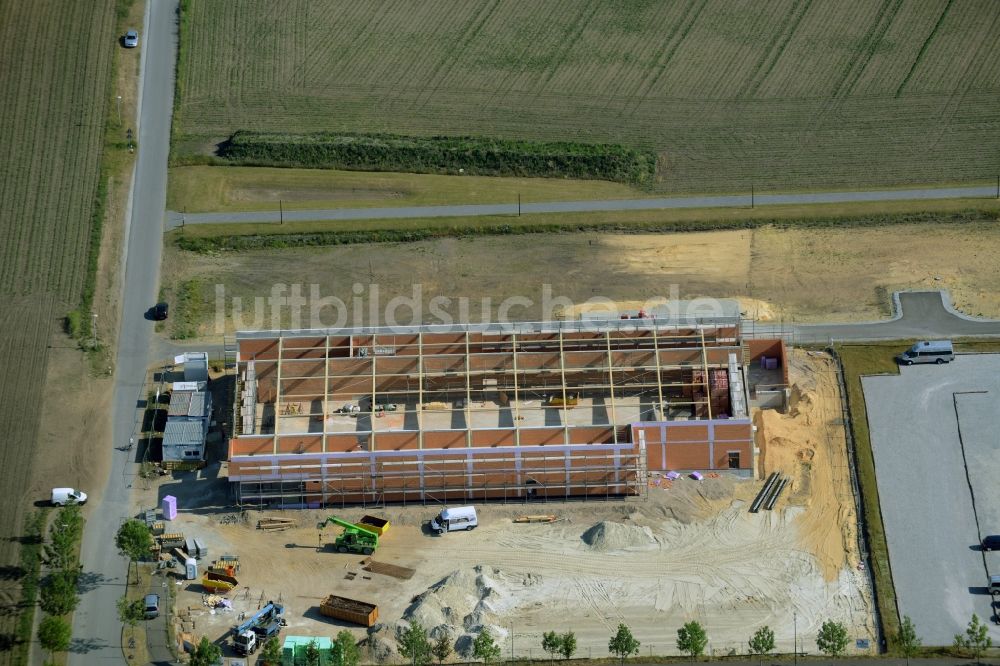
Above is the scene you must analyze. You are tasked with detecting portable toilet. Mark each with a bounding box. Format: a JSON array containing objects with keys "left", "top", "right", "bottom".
[{"left": 185, "top": 557, "right": 197, "bottom": 580}]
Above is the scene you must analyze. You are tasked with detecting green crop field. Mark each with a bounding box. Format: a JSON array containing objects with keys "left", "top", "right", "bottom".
[
  {"left": 0, "top": 1, "right": 117, "bottom": 661},
  {"left": 174, "top": 0, "right": 1000, "bottom": 194}
]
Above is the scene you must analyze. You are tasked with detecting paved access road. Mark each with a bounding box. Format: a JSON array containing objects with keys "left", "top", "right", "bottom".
[
  {"left": 70, "top": 1, "right": 178, "bottom": 664},
  {"left": 166, "top": 185, "right": 998, "bottom": 227},
  {"left": 863, "top": 357, "right": 1000, "bottom": 645},
  {"left": 751, "top": 291, "right": 1000, "bottom": 343}
]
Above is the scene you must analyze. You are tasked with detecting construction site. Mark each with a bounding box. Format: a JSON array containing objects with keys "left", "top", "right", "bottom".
[
  {"left": 226, "top": 313, "right": 780, "bottom": 507},
  {"left": 130, "top": 309, "right": 878, "bottom": 660}
]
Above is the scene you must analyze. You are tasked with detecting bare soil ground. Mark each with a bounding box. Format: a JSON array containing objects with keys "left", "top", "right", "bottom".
[
  {"left": 164, "top": 221, "right": 1000, "bottom": 340},
  {"left": 140, "top": 354, "right": 872, "bottom": 660}
]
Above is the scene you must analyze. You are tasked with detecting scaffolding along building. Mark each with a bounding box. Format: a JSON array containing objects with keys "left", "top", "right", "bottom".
[{"left": 228, "top": 317, "right": 783, "bottom": 507}]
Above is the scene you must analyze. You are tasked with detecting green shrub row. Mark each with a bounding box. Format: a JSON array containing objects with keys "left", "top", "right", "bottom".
[
  {"left": 14, "top": 511, "right": 46, "bottom": 663},
  {"left": 219, "top": 131, "right": 658, "bottom": 186},
  {"left": 176, "top": 209, "right": 995, "bottom": 254}
]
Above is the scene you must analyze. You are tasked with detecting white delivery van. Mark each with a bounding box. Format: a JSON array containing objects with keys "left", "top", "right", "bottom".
[
  {"left": 430, "top": 506, "right": 478, "bottom": 534},
  {"left": 51, "top": 488, "right": 87, "bottom": 506},
  {"left": 897, "top": 340, "right": 954, "bottom": 365}
]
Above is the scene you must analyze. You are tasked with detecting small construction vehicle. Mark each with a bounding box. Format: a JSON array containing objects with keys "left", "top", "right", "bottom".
[
  {"left": 232, "top": 601, "right": 285, "bottom": 656},
  {"left": 317, "top": 517, "right": 379, "bottom": 555}
]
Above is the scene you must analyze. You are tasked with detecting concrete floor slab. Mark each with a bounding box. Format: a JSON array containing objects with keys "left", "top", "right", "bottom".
[{"left": 862, "top": 355, "right": 1000, "bottom": 645}]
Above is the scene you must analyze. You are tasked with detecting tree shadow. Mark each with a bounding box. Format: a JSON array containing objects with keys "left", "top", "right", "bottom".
[
  {"left": 69, "top": 636, "right": 108, "bottom": 653},
  {"left": 0, "top": 633, "right": 21, "bottom": 651},
  {"left": 77, "top": 570, "right": 108, "bottom": 593},
  {"left": 6, "top": 533, "right": 42, "bottom": 545},
  {"left": 0, "top": 565, "right": 25, "bottom": 581}
]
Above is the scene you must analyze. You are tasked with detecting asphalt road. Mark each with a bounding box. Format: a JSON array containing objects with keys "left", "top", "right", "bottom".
[
  {"left": 165, "top": 185, "right": 999, "bottom": 227},
  {"left": 750, "top": 291, "right": 1000, "bottom": 343},
  {"left": 862, "top": 357, "right": 1000, "bottom": 645},
  {"left": 70, "top": 1, "right": 178, "bottom": 664}
]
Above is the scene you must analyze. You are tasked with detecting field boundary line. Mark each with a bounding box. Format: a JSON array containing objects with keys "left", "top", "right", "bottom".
[{"left": 895, "top": 0, "right": 953, "bottom": 98}]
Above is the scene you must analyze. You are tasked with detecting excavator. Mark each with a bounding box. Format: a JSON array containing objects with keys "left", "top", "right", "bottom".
[{"left": 317, "top": 517, "right": 379, "bottom": 555}]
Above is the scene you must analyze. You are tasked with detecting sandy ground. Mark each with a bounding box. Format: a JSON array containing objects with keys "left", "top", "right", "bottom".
[
  {"left": 755, "top": 351, "right": 860, "bottom": 581},
  {"left": 143, "top": 353, "right": 872, "bottom": 661},
  {"left": 164, "top": 220, "right": 1000, "bottom": 339}
]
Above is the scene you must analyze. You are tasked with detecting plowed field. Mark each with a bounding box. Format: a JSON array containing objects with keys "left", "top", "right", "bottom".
[{"left": 0, "top": 1, "right": 117, "bottom": 660}]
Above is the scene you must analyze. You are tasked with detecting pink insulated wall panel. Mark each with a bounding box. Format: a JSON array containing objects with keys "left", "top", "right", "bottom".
[{"left": 162, "top": 495, "right": 177, "bottom": 520}]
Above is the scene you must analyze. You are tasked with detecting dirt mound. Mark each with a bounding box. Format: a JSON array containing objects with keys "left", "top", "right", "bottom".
[
  {"left": 397, "top": 565, "right": 515, "bottom": 657},
  {"left": 581, "top": 521, "right": 656, "bottom": 551}
]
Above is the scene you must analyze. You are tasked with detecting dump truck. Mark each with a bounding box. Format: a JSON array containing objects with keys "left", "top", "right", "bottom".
[
  {"left": 320, "top": 594, "right": 379, "bottom": 627},
  {"left": 317, "top": 517, "right": 379, "bottom": 555},
  {"left": 233, "top": 601, "right": 285, "bottom": 656}
]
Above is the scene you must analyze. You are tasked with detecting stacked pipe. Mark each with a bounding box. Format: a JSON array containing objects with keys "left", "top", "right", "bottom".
[
  {"left": 750, "top": 472, "right": 780, "bottom": 513},
  {"left": 763, "top": 476, "right": 789, "bottom": 510}
]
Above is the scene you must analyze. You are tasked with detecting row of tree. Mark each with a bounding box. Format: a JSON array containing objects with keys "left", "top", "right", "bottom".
[
  {"left": 394, "top": 611, "right": 992, "bottom": 665},
  {"left": 36, "top": 505, "right": 86, "bottom": 662}
]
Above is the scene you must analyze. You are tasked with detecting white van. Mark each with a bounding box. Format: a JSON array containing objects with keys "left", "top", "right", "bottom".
[
  {"left": 51, "top": 488, "right": 87, "bottom": 506},
  {"left": 989, "top": 574, "right": 1000, "bottom": 596},
  {"left": 430, "top": 506, "right": 478, "bottom": 534},
  {"left": 897, "top": 340, "right": 954, "bottom": 365}
]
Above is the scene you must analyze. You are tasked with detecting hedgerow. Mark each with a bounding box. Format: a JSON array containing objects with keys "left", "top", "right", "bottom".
[{"left": 219, "top": 131, "right": 658, "bottom": 186}]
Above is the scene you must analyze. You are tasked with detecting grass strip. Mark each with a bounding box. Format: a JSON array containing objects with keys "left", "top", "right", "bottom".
[
  {"left": 175, "top": 209, "right": 997, "bottom": 254},
  {"left": 170, "top": 278, "right": 205, "bottom": 340},
  {"left": 14, "top": 510, "right": 47, "bottom": 663},
  {"left": 66, "top": 0, "right": 138, "bottom": 346},
  {"left": 217, "top": 131, "right": 658, "bottom": 186},
  {"left": 833, "top": 343, "right": 901, "bottom": 651}
]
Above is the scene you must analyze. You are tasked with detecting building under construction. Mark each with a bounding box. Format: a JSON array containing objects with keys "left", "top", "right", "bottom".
[{"left": 228, "top": 315, "right": 784, "bottom": 507}]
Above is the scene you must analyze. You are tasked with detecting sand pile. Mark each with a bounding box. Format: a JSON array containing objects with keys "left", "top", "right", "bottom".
[
  {"left": 369, "top": 566, "right": 518, "bottom": 658},
  {"left": 754, "top": 350, "right": 859, "bottom": 580},
  {"left": 581, "top": 521, "right": 656, "bottom": 551}
]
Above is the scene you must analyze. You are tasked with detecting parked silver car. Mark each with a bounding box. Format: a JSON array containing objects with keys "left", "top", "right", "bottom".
[{"left": 124, "top": 30, "right": 139, "bottom": 48}]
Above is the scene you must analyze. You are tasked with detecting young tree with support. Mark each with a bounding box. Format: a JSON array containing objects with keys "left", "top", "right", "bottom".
[
  {"left": 677, "top": 621, "right": 708, "bottom": 658},
  {"left": 748, "top": 625, "right": 775, "bottom": 666},
  {"left": 816, "top": 620, "right": 849, "bottom": 657},
  {"left": 432, "top": 633, "right": 453, "bottom": 665},
  {"left": 473, "top": 627, "right": 501, "bottom": 665},
  {"left": 542, "top": 631, "right": 561, "bottom": 661},
  {"left": 260, "top": 637, "right": 282, "bottom": 666},
  {"left": 336, "top": 629, "right": 362, "bottom": 666},
  {"left": 559, "top": 632, "right": 577, "bottom": 660},
  {"left": 399, "top": 621, "right": 432, "bottom": 666},
  {"left": 608, "top": 624, "right": 640, "bottom": 666},
  {"left": 897, "top": 616, "right": 921, "bottom": 666},
  {"left": 115, "top": 520, "right": 153, "bottom": 584},
  {"left": 954, "top": 614, "right": 991, "bottom": 664},
  {"left": 189, "top": 636, "right": 222, "bottom": 666},
  {"left": 37, "top": 616, "right": 71, "bottom": 661}
]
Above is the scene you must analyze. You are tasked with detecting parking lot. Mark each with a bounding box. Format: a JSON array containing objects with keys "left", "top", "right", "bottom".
[{"left": 863, "top": 354, "right": 1000, "bottom": 644}]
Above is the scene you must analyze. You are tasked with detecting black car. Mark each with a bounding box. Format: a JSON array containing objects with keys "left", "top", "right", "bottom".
[
  {"left": 151, "top": 302, "right": 168, "bottom": 320},
  {"left": 983, "top": 535, "right": 1000, "bottom": 551}
]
